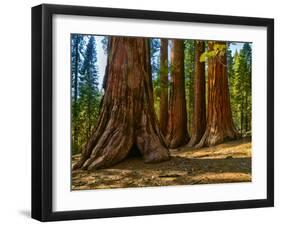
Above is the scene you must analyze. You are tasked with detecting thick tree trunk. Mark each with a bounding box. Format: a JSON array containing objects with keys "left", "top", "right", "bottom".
[
  {"left": 159, "top": 39, "right": 168, "bottom": 135},
  {"left": 73, "top": 37, "right": 169, "bottom": 170},
  {"left": 188, "top": 41, "right": 206, "bottom": 147},
  {"left": 196, "top": 41, "right": 238, "bottom": 148},
  {"left": 166, "top": 40, "right": 189, "bottom": 148}
]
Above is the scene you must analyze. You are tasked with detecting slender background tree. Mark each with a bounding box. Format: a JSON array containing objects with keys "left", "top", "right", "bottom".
[
  {"left": 166, "top": 40, "right": 189, "bottom": 148},
  {"left": 159, "top": 39, "right": 169, "bottom": 135},
  {"left": 184, "top": 40, "right": 195, "bottom": 133},
  {"left": 188, "top": 40, "right": 206, "bottom": 147}
]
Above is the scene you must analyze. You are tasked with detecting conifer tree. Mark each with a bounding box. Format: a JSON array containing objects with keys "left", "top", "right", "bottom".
[{"left": 71, "top": 34, "right": 84, "bottom": 153}]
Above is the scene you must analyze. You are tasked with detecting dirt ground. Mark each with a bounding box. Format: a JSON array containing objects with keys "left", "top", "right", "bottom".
[{"left": 72, "top": 137, "right": 251, "bottom": 190}]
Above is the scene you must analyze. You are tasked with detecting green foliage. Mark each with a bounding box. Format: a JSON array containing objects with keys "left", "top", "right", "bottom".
[
  {"left": 153, "top": 73, "right": 161, "bottom": 118},
  {"left": 101, "top": 36, "right": 109, "bottom": 54},
  {"left": 71, "top": 35, "right": 102, "bottom": 154},
  {"left": 150, "top": 38, "right": 161, "bottom": 117},
  {"left": 228, "top": 43, "right": 252, "bottom": 135},
  {"left": 200, "top": 43, "right": 226, "bottom": 62},
  {"left": 184, "top": 40, "right": 195, "bottom": 133},
  {"left": 71, "top": 34, "right": 84, "bottom": 98}
]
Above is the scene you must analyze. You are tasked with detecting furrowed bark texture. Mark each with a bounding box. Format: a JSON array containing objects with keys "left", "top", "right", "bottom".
[
  {"left": 159, "top": 39, "right": 169, "bottom": 135},
  {"left": 73, "top": 37, "right": 169, "bottom": 170},
  {"left": 196, "top": 41, "right": 238, "bottom": 148},
  {"left": 188, "top": 41, "right": 206, "bottom": 147},
  {"left": 166, "top": 40, "right": 189, "bottom": 148}
]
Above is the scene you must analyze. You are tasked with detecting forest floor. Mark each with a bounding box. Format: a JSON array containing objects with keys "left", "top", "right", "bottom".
[{"left": 72, "top": 137, "right": 251, "bottom": 190}]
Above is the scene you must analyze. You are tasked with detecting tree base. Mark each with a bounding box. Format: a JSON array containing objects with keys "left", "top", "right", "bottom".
[
  {"left": 73, "top": 37, "right": 170, "bottom": 170},
  {"left": 195, "top": 129, "right": 239, "bottom": 149}
]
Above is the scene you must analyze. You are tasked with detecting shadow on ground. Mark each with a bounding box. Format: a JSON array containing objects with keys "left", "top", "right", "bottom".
[{"left": 72, "top": 138, "right": 252, "bottom": 190}]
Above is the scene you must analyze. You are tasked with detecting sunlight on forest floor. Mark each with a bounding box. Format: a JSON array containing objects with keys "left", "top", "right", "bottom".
[{"left": 72, "top": 137, "right": 251, "bottom": 190}]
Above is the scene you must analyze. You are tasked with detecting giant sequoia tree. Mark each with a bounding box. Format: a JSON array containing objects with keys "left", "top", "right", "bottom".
[
  {"left": 188, "top": 41, "right": 206, "bottom": 147},
  {"left": 166, "top": 40, "right": 189, "bottom": 148},
  {"left": 73, "top": 37, "right": 169, "bottom": 170},
  {"left": 196, "top": 41, "right": 238, "bottom": 147},
  {"left": 159, "top": 39, "right": 169, "bottom": 135}
]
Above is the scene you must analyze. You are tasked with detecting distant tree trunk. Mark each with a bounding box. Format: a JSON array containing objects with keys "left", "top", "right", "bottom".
[
  {"left": 188, "top": 80, "right": 193, "bottom": 133},
  {"left": 166, "top": 40, "right": 189, "bottom": 148},
  {"left": 99, "top": 37, "right": 111, "bottom": 112},
  {"left": 188, "top": 41, "right": 206, "bottom": 147},
  {"left": 87, "top": 71, "right": 92, "bottom": 137},
  {"left": 240, "top": 95, "right": 244, "bottom": 134},
  {"left": 102, "top": 40, "right": 110, "bottom": 90},
  {"left": 245, "top": 94, "right": 248, "bottom": 132},
  {"left": 196, "top": 41, "right": 238, "bottom": 148},
  {"left": 159, "top": 39, "right": 168, "bottom": 135},
  {"left": 73, "top": 37, "right": 169, "bottom": 170}
]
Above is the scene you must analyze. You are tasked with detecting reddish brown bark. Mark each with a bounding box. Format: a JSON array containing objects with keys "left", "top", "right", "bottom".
[
  {"left": 166, "top": 40, "right": 189, "bottom": 148},
  {"left": 196, "top": 41, "right": 238, "bottom": 148},
  {"left": 159, "top": 39, "right": 169, "bottom": 135},
  {"left": 73, "top": 37, "right": 169, "bottom": 170},
  {"left": 188, "top": 41, "right": 206, "bottom": 147}
]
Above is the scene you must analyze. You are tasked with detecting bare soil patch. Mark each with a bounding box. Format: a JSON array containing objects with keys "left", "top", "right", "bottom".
[{"left": 72, "top": 138, "right": 251, "bottom": 190}]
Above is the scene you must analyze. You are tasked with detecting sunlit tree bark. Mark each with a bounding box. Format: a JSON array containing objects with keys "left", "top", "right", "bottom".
[
  {"left": 73, "top": 37, "right": 169, "bottom": 170},
  {"left": 166, "top": 40, "right": 189, "bottom": 148},
  {"left": 188, "top": 41, "right": 206, "bottom": 147},
  {"left": 196, "top": 41, "right": 238, "bottom": 148}
]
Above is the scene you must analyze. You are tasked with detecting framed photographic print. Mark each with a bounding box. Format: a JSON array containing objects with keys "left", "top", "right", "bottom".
[{"left": 31, "top": 4, "right": 274, "bottom": 221}]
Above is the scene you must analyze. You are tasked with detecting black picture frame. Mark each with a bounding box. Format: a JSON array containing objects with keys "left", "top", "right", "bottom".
[{"left": 31, "top": 3, "right": 274, "bottom": 222}]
